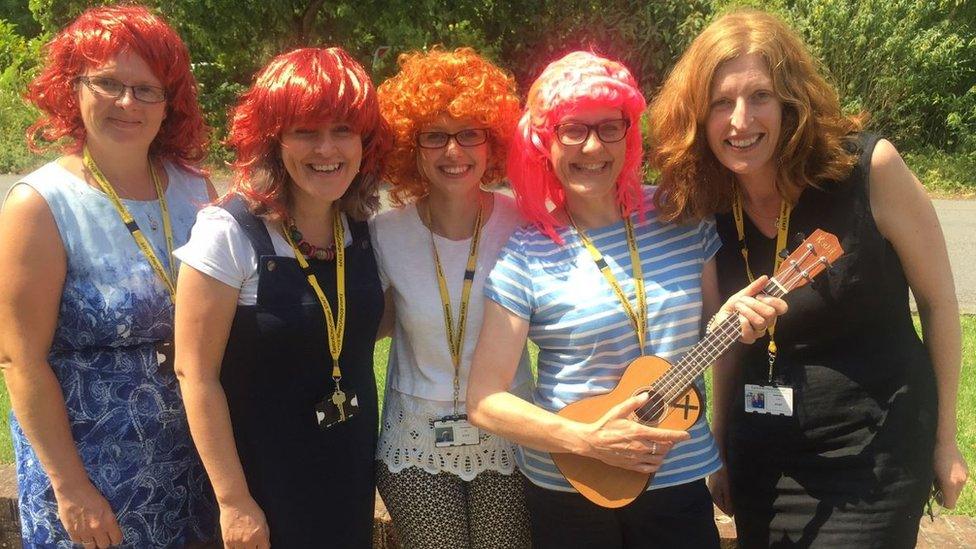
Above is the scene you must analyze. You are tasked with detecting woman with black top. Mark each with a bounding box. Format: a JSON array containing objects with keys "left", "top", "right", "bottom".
[
  {"left": 173, "top": 47, "right": 391, "bottom": 548},
  {"left": 649, "top": 9, "right": 968, "bottom": 548}
]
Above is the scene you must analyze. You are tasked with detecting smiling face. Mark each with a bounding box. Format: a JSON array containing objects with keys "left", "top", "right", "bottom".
[
  {"left": 705, "top": 52, "right": 783, "bottom": 185},
  {"left": 416, "top": 114, "right": 489, "bottom": 196},
  {"left": 77, "top": 50, "right": 167, "bottom": 154},
  {"left": 279, "top": 122, "right": 363, "bottom": 206},
  {"left": 549, "top": 106, "right": 627, "bottom": 203}
]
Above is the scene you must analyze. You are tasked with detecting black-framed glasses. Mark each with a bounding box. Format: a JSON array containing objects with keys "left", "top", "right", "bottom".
[
  {"left": 553, "top": 119, "right": 631, "bottom": 146},
  {"left": 76, "top": 76, "right": 167, "bottom": 104},
  {"left": 416, "top": 128, "right": 489, "bottom": 149}
]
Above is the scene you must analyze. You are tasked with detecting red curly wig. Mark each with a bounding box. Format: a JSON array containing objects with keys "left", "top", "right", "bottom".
[
  {"left": 225, "top": 47, "right": 391, "bottom": 221},
  {"left": 508, "top": 51, "right": 647, "bottom": 243},
  {"left": 649, "top": 9, "right": 864, "bottom": 223},
  {"left": 26, "top": 4, "right": 208, "bottom": 169},
  {"left": 377, "top": 47, "right": 521, "bottom": 206}
]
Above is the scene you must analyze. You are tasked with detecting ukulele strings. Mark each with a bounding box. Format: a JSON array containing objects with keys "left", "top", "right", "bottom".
[
  {"left": 633, "top": 259, "right": 813, "bottom": 424},
  {"left": 643, "top": 248, "right": 817, "bottom": 406}
]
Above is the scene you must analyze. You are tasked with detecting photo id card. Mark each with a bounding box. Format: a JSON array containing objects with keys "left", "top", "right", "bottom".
[
  {"left": 154, "top": 339, "right": 174, "bottom": 374},
  {"left": 432, "top": 415, "right": 481, "bottom": 447},
  {"left": 315, "top": 389, "right": 359, "bottom": 429},
  {"left": 744, "top": 384, "right": 794, "bottom": 416}
]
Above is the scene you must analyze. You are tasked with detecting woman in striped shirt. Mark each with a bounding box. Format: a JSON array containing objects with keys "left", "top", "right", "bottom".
[{"left": 466, "top": 51, "right": 786, "bottom": 549}]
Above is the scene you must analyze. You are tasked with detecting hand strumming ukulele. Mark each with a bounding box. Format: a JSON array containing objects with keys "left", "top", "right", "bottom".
[{"left": 551, "top": 229, "right": 843, "bottom": 508}]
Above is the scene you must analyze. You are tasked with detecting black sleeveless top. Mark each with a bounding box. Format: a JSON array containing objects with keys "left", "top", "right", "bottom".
[
  {"left": 715, "top": 134, "right": 936, "bottom": 455},
  {"left": 714, "top": 134, "right": 937, "bottom": 546},
  {"left": 218, "top": 195, "right": 383, "bottom": 548}
]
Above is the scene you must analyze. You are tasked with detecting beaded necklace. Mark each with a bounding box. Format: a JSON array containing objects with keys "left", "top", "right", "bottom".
[{"left": 284, "top": 217, "right": 336, "bottom": 260}]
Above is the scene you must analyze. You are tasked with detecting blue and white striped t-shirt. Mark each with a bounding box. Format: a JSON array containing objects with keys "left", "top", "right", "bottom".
[{"left": 484, "top": 188, "right": 723, "bottom": 492}]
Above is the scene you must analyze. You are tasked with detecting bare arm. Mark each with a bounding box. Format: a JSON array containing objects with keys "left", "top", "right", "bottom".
[
  {"left": 376, "top": 288, "right": 395, "bottom": 341},
  {"left": 467, "top": 301, "right": 690, "bottom": 474},
  {"left": 0, "top": 184, "right": 122, "bottom": 547},
  {"left": 869, "top": 138, "right": 968, "bottom": 507},
  {"left": 174, "top": 264, "right": 269, "bottom": 547},
  {"left": 703, "top": 260, "right": 736, "bottom": 454}
]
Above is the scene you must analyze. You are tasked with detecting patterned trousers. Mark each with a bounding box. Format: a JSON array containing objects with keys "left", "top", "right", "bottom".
[{"left": 376, "top": 462, "right": 531, "bottom": 549}]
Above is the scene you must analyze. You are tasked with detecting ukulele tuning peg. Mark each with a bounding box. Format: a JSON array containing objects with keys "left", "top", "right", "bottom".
[{"left": 793, "top": 232, "right": 807, "bottom": 248}]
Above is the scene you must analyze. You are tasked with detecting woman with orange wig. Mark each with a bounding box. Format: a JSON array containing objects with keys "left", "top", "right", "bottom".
[
  {"left": 650, "top": 9, "right": 968, "bottom": 547},
  {"left": 371, "top": 47, "right": 531, "bottom": 547},
  {"left": 466, "top": 50, "right": 785, "bottom": 548},
  {"left": 0, "top": 5, "right": 217, "bottom": 548},
  {"left": 173, "top": 47, "right": 390, "bottom": 548}
]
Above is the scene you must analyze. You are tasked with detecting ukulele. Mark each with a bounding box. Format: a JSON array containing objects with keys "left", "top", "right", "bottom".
[{"left": 551, "top": 229, "right": 843, "bottom": 508}]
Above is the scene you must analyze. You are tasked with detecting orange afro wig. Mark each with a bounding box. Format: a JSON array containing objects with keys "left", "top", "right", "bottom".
[{"left": 377, "top": 47, "right": 521, "bottom": 206}]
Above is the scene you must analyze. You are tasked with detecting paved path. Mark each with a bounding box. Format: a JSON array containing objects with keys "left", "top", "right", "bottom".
[{"left": 1, "top": 173, "right": 973, "bottom": 313}]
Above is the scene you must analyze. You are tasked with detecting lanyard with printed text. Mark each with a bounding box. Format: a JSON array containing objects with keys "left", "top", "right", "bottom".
[
  {"left": 732, "top": 189, "right": 791, "bottom": 381},
  {"left": 568, "top": 213, "right": 647, "bottom": 355},
  {"left": 283, "top": 209, "right": 346, "bottom": 387},
  {"left": 425, "top": 202, "right": 484, "bottom": 415},
  {"left": 83, "top": 146, "right": 176, "bottom": 302}
]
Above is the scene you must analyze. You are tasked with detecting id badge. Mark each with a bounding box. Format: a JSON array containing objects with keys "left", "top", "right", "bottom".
[
  {"left": 432, "top": 414, "right": 481, "bottom": 447},
  {"left": 744, "top": 384, "right": 794, "bottom": 416},
  {"left": 315, "top": 388, "right": 359, "bottom": 429},
  {"left": 154, "top": 339, "right": 174, "bottom": 374}
]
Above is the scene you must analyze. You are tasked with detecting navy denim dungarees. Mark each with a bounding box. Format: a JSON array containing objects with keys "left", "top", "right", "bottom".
[{"left": 219, "top": 195, "right": 382, "bottom": 548}]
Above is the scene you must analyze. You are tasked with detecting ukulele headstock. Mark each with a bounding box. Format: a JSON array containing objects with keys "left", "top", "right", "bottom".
[{"left": 771, "top": 229, "right": 844, "bottom": 294}]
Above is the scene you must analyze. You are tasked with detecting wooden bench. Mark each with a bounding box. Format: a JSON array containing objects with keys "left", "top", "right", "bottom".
[{"left": 0, "top": 465, "right": 972, "bottom": 548}]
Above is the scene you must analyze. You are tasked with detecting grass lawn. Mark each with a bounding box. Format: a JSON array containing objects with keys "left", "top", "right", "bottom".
[{"left": 1, "top": 316, "right": 973, "bottom": 516}]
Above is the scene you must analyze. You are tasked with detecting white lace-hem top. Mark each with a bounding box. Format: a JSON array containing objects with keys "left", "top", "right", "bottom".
[{"left": 377, "top": 386, "right": 530, "bottom": 481}]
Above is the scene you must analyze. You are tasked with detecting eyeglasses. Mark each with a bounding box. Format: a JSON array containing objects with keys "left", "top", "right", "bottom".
[
  {"left": 553, "top": 119, "right": 631, "bottom": 146},
  {"left": 416, "top": 128, "right": 489, "bottom": 149},
  {"left": 76, "top": 76, "right": 167, "bottom": 104}
]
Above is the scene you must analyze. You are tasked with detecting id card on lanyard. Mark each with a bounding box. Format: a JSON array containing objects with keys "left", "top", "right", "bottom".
[
  {"left": 83, "top": 147, "right": 177, "bottom": 372},
  {"left": 732, "top": 190, "right": 794, "bottom": 416},
  {"left": 424, "top": 201, "right": 485, "bottom": 447},
  {"left": 282, "top": 210, "right": 359, "bottom": 429}
]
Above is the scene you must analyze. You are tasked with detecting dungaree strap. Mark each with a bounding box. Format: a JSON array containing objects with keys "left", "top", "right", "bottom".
[
  {"left": 347, "top": 217, "right": 370, "bottom": 250},
  {"left": 220, "top": 194, "right": 276, "bottom": 257}
]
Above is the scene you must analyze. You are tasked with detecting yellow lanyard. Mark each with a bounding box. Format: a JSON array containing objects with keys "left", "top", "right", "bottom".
[
  {"left": 282, "top": 209, "right": 346, "bottom": 386},
  {"left": 568, "top": 213, "right": 648, "bottom": 354},
  {"left": 425, "top": 202, "right": 484, "bottom": 414},
  {"left": 83, "top": 146, "right": 176, "bottom": 302},
  {"left": 732, "top": 189, "right": 791, "bottom": 381}
]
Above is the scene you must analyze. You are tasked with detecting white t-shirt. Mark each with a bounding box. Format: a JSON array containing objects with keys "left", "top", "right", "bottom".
[
  {"left": 370, "top": 193, "right": 533, "bottom": 402},
  {"left": 174, "top": 205, "right": 353, "bottom": 305}
]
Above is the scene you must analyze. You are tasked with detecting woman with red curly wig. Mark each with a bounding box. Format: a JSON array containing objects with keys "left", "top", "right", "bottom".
[
  {"left": 0, "top": 5, "right": 217, "bottom": 548},
  {"left": 466, "top": 51, "right": 785, "bottom": 548},
  {"left": 649, "top": 9, "right": 968, "bottom": 547},
  {"left": 173, "top": 46, "right": 390, "bottom": 548},
  {"left": 371, "top": 47, "right": 531, "bottom": 548}
]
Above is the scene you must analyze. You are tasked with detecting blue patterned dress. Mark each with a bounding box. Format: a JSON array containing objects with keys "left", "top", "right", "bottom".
[{"left": 9, "top": 161, "right": 218, "bottom": 548}]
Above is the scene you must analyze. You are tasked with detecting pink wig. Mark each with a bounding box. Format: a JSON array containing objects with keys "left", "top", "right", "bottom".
[
  {"left": 26, "top": 4, "right": 208, "bottom": 169},
  {"left": 508, "top": 51, "right": 647, "bottom": 243},
  {"left": 225, "top": 47, "right": 392, "bottom": 221}
]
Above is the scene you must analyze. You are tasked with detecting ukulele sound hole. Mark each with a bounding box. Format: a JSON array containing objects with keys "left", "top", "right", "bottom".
[{"left": 633, "top": 390, "right": 667, "bottom": 425}]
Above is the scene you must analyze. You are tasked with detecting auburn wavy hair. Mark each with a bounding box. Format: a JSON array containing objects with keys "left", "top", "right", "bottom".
[
  {"left": 649, "top": 8, "right": 865, "bottom": 222},
  {"left": 508, "top": 51, "right": 647, "bottom": 243},
  {"left": 377, "top": 47, "right": 520, "bottom": 206},
  {"left": 26, "top": 4, "right": 208, "bottom": 169},
  {"left": 225, "top": 47, "right": 391, "bottom": 221}
]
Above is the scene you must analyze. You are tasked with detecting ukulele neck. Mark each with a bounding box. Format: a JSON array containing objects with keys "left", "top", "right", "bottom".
[{"left": 653, "top": 277, "right": 784, "bottom": 405}]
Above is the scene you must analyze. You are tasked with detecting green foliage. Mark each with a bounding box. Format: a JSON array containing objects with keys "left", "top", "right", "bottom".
[
  {"left": 786, "top": 0, "right": 976, "bottom": 152},
  {"left": 0, "top": 0, "right": 973, "bottom": 168},
  {"left": 903, "top": 147, "right": 976, "bottom": 198},
  {"left": 0, "top": 0, "right": 42, "bottom": 37}
]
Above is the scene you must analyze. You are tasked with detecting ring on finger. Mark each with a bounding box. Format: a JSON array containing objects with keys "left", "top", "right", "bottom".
[{"left": 651, "top": 442, "right": 658, "bottom": 455}]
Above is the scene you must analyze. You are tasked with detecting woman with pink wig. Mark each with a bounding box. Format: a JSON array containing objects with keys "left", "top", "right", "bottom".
[
  {"left": 466, "top": 51, "right": 785, "bottom": 548},
  {"left": 0, "top": 5, "right": 217, "bottom": 548},
  {"left": 173, "top": 47, "right": 390, "bottom": 548}
]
